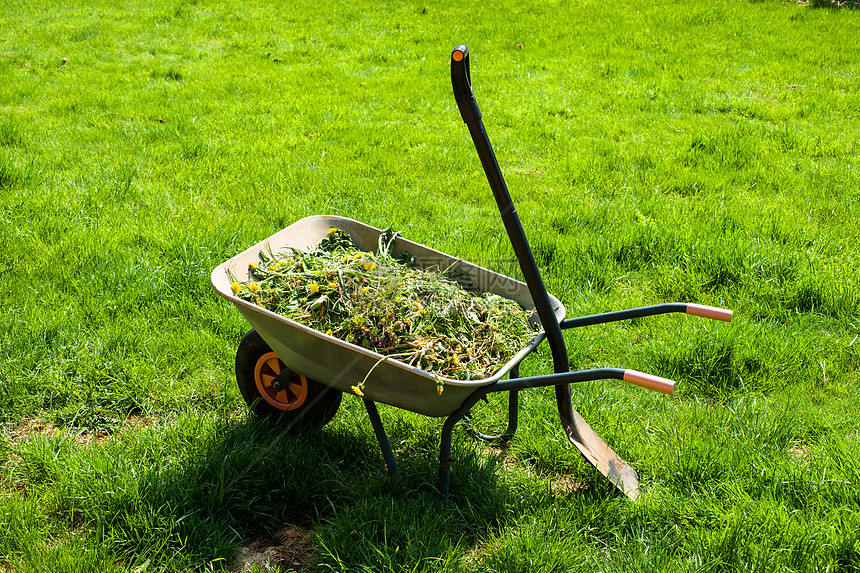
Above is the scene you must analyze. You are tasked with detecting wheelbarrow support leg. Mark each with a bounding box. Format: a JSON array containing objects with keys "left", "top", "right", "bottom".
[
  {"left": 437, "top": 382, "right": 502, "bottom": 495},
  {"left": 437, "top": 412, "right": 458, "bottom": 496},
  {"left": 363, "top": 399, "right": 400, "bottom": 477}
]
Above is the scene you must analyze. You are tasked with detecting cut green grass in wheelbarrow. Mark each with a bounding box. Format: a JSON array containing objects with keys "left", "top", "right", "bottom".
[{"left": 231, "top": 227, "right": 539, "bottom": 396}]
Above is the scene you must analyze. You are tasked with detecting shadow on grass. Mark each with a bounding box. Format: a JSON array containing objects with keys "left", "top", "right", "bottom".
[{"left": 135, "top": 412, "right": 524, "bottom": 571}]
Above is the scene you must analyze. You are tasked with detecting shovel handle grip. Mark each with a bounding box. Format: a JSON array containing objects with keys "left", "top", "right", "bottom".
[
  {"left": 686, "top": 303, "right": 733, "bottom": 322},
  {"left": 451, "top": 45, "right": 482, "bottom": 123},
  {"left": 623, "top": 370, "right": 676, "bottom": 395}
]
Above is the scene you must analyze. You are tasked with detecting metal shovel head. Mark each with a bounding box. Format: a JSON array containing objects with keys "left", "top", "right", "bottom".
[{"left": 563, "top": 407, "right": 640, "bottom": 500}]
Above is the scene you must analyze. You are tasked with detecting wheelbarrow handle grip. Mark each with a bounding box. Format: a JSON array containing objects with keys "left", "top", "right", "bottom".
[
  {"left": 451, "top": 45, "right": 482, "bottom": 123},
  {"left": 623, "top": 370, "right": 676, "bottom": 395},
  {"left": 686, "top": 303, "right": 733, "bottom": 322}
]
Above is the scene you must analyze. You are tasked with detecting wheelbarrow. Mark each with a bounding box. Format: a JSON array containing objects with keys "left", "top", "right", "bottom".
[{"left": 210, "top": 44, "right": 733, "bottom": 500}]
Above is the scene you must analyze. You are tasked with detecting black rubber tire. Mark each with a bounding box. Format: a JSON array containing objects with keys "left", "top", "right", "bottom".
[{"left": 235, "top": 329, "right": 341, "bottom": 427}]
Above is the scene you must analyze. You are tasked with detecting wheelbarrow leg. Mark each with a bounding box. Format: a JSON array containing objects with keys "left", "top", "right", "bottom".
[
  {"left": 437, "top": 413, "right": 458, "bottom": 496},
  {"left": 438, "top": 366, "right": 524, "bottom": 495},
  {"left": 555, "top": 384, "right": 639, "bottom": 499},
  {"left": 363, "top": 399, "right": 400, "bottom": 477}
]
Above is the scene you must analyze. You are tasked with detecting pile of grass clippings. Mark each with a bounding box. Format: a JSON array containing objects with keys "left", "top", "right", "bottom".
[{"left": 231, "top": 228, "right": 538, "bottom": 393}]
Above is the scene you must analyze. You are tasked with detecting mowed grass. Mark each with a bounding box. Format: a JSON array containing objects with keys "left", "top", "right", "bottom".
[{"left": 1, "top": 0, "right": 859, "bottom": 571}]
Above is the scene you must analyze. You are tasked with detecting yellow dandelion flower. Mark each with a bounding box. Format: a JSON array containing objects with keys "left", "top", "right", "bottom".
[
  {"left": 341, "top": 255, "right": 350, "bottom": 263},
  {"left": 248, "top": 262, "right": 257, "bottom": 270},
  {"left": 325, "top": 329, "right": 333, "bottom": 335},
  {"left": 352, "top": 252, "right": 365, "bottom": 260},
  {"left": 308, "top": 283, "right": 319, "bottom": 293},
  {"left": 436, "top": 383, "right": 444, "bottom": 396},
  {"left": 271, "top": 262, "right": 281, "bottom": 271},
  {"left": 248, "top": 281, "right": 261, "bottom": 292},
  {"left": 327, "top": 227, "right": 338, "bottom": 235},
  {"left": 360, "top": 287, "right": 370, "bottom": 293},
  {"left": 362, "top": 261, "right": 376, "bottom": 271},
  {"left": 327, "top": 282, "right": 337, "bottom": 288},
  {"left": 351, "top": 385, "right": 365, "bottom": 397},
  {"left": 230, "top": 282, "right": 241, "bottom": 294}
]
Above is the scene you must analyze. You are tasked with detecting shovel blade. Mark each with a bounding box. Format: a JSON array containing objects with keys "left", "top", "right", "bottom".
[{"left": 563, "top": 407, "right": 639, "bottom": 499}]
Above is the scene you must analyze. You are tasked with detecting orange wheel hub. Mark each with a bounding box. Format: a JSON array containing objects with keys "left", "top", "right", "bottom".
[{"left": 253, "top": 352, "right": 309, "bottom": 411}]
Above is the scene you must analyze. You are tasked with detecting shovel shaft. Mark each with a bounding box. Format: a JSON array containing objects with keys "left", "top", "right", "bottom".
[{"left": 451, "top": 45, "right": 569, "bottom": 375}]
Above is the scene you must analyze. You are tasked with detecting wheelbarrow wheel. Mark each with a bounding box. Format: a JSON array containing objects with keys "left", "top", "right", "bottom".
[{"left": 235, "top": 329, "right": 341, "bottom": 427}]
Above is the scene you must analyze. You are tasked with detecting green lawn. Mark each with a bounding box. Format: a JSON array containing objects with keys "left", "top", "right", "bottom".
[{"left": 1, "top": 0, "right": 859, "bottom": 571}]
